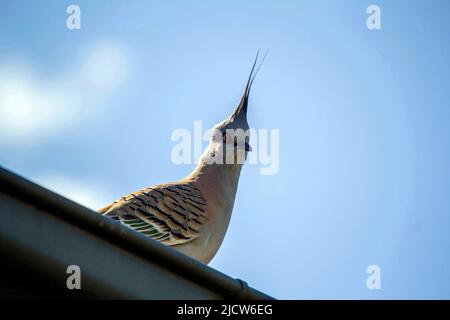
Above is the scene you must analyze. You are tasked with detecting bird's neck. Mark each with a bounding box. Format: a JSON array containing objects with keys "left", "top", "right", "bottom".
[{"left": 185, "top": 148, "right": 243, "bottom": 213}]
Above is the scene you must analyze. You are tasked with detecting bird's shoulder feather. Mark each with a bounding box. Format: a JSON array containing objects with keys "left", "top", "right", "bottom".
[{"left": 99, "top": 182, "right": 207, "bottom": 246}]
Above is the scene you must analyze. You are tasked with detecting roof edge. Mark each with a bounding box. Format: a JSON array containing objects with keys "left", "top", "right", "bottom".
[{"left": 0, "top": 166, "right": 273, "bottom": 300}]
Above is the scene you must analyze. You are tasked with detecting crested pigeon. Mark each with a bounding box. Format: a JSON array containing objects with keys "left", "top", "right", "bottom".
[{"left": 99, "top": 53, "right": 265, "bottom": 264}]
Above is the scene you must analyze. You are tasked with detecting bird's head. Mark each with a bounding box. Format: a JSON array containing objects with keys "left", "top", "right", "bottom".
[{"left": 205, "top": 51, "right": 266, "bottom": 166}]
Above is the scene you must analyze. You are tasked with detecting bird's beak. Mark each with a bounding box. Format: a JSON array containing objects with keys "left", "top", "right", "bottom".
[{"left": 245, "top": 142, "right": 252, "bottom": 152}]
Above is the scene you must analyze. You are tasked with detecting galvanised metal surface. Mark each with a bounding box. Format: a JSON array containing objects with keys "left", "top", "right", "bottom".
[{"left": 0, "top": 166, "right": 273, "bottom": 300}]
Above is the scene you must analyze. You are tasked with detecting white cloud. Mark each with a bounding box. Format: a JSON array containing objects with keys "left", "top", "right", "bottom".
[
  {"left": 0, "top": 66, "right": 80, "bottom": 143},
  {"left": 80, "top": 42, "right": 129, "bottom": 91},
  {"left": 32, "top": 172, "right": 112, "bottom": 211},
  {"left": 0, "top": 41, "right": 131, "bottom": 146}
]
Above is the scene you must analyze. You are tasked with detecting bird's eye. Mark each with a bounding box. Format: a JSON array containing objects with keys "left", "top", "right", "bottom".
[{"left": 222, "top": 132, "right": 227, "bottom": 143}]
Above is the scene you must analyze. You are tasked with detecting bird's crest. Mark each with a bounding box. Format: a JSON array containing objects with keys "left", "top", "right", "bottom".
[{"left": 231, "top": 49, "right": 268, "bottom": 119}]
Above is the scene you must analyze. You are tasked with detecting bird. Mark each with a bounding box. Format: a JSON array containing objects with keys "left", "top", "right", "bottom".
[{"left": 98, "top": 52, "right": 266, "bottom": 264}]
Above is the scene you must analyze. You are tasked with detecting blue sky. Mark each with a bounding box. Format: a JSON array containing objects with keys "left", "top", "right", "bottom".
[{"left": 1, "top": 0, "right": 449, "bottom": 299}]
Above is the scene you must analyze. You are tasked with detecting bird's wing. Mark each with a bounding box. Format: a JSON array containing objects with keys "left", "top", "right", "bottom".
[{"left": 100, "top": 183, "right": 207, "bottom": 246}]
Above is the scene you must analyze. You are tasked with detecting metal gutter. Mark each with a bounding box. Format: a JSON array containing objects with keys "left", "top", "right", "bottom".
[{"left": 0, "top": 166, "right": 273, "bottom": 300}]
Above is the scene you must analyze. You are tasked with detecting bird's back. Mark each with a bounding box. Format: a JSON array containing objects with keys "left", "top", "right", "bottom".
[{"left": 100, "top": 182, "right": 208, "bottom": 246}]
